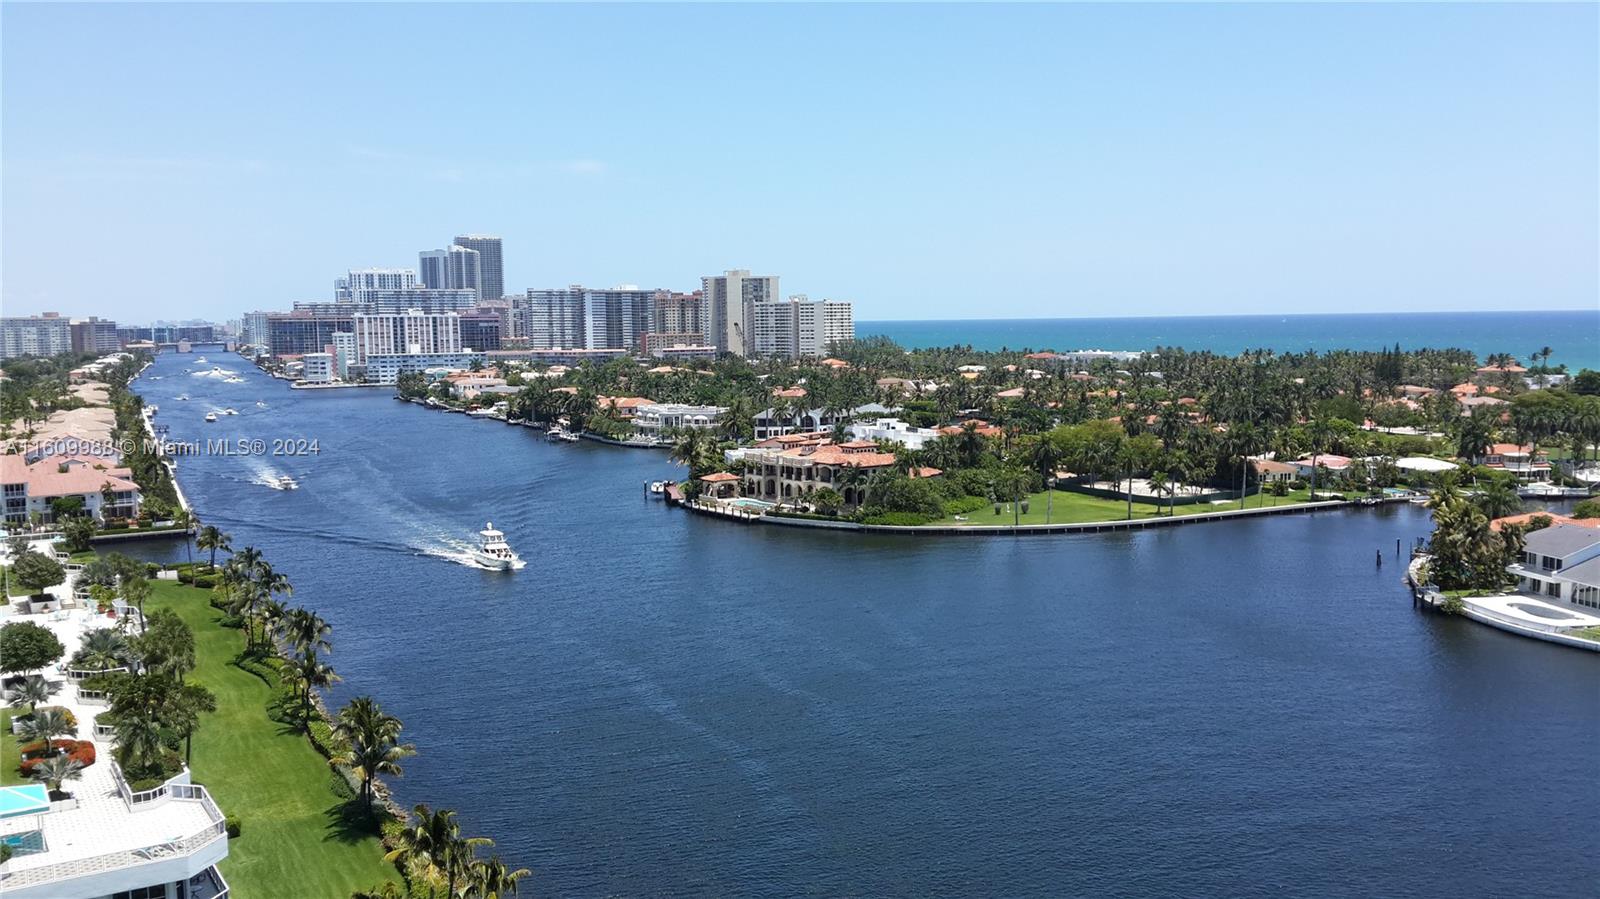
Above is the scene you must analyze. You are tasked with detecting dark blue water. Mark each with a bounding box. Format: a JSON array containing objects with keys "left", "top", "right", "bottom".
[
  {"left": 860, "top": 310, "right": 1600, "bottom": 371},
  {"left": 133, "top": 353, "right": 1599, "bottom": 898}
]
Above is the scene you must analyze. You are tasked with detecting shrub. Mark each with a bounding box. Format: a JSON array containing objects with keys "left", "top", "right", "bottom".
[
  {"left": 225, "top": 815, "right": 242, "bottom": 838},
  {"left": 862, "top": 511, "right": 937, "bottom": 526},
  {"left": 1572, "top": 499, "right": 1600, "bottom": 520},
  {"left": 177, "top": 570, "right": 194, "bottom": 584},
  {"left": 33, "top": 706, "right": 76, "bottom": 729},
  {"left": 943, "top": 495, "right": 987, "bottom": 515},
  {"left": 18, "top": 739, "right": 96, "bottom": 775},
  {"left": 10, "top": 553, "right": 64, "bottom": 597},
  {"left": 1440, "top": 596, "right": 1466, "bottom": 615},
  {"left": 193, "top": 576, "right": 218, "bottom": 589}
]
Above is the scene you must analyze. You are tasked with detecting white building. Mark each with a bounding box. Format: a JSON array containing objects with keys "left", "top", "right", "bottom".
[
  {"left": 1510, "top": 524, "right": 1600, "bottom": 609},
  {"left": 0, "top": 607, "right": 230, "bottom": 899},
  {"left": 518, "top": 287, "right": 655, "bottom": 351},
  {"left": 749, "top": 295, "right": 854, "bottom": 358},
  {"left": 633, "top": 403, "right": 727, "bottom": 437},
  {"left": 358, "top": 289, "right": 477, "bottom": 314},
  {"left": 331, "top": 331, "right": 356, "bottom": 380},
  {"left": 848, "top": 417, "right": 941, "bottom": 450},
  {"left": 1, "top": 313, "right": 73, "bottom": 360},
  {"left": 352, "top": 310, "right": 463, "bottom": 363},
  {"left": 701, "top": 270, "right": 780, "bottom": 357},
  {"left": 301, "top": 351, "right": 335, "bottom": 384},
  {"left": 240, "top": 311, "right": 271, "bottom": 350},
  {"left": 363, "top": 351, "right": 483, "bottom": 385},
  {"left": 341, "top": 268, "right": 418, "bottom": 302}
]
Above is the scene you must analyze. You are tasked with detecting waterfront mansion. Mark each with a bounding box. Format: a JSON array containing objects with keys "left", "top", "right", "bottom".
[
  {"left": 735, "top": 433, "right": 940, "bottom": 507},
  {"left": 1511, "top": 524, "right": 1600, "bottom": 610}
]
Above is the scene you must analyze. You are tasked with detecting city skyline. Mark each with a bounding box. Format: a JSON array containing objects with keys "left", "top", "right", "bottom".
[{"left": 3, "top": 3, "right": 1596, "bottom": 323}]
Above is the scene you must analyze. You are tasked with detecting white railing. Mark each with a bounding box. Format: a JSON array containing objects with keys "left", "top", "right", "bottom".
[
  {"left": 0, "top": 817, "right": 226, "bottom": 890},
  {"left": 67, "top": 665, "right": 128, "bottom": 682}
]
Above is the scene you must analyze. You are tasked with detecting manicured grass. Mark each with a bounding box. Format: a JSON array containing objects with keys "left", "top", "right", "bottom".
[
  {"left": 0, "top": 708, "right": 18, "bottom": 786},
  {"left": 0, "top": 566, "right": 33, "bottom": 597},
  {"left": 926, "top": 486, "right": 1325, "bottom": 527},
  {"left": 1569, "top": 626, "right": 1600, "bottom": 641},
  {"left": 146, "top": 580, "right": 398, "bottom": 898}
]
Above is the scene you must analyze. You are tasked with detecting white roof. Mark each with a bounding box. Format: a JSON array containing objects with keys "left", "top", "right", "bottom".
[{"left": 1395, "top": 456, "right": 1459, "bottom": 472}]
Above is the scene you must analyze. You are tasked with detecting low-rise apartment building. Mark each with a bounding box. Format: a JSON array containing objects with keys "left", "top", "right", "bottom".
[{"left": 1, "top": 454, "right": 142, "bottom": 524}]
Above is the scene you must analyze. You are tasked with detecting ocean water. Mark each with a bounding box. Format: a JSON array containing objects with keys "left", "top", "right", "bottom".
[
  {"left": 129, "top": 352, "right": 1599, "bottom": 898},
  {"left": 860, "top": 310, "right": 1600, "bottom": 370}
]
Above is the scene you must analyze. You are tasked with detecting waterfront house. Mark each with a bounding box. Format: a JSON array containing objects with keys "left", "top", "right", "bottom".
[
  {"left": 848, "top": 418, "right": 942, "bottom": 450},
  {"left": 1471, "top": 444, "right": 1550, "bottom": 482},
  {"left": 1288, "top": 455, "right": 1352, "bottom": 478},
  {"left": 1, "top": 454, "right": 141, "bottom": 525},
  {"left": 596, "top": 396, "right": 654, "bottom": 420},
  {"left": 1490, "top": 512, "right": 1600, "bottom": 533},
  {"left": 1472, "top": 363, "right": 1527, "bottom": 387},
  {"left": 1509, "top": 524, "right": 1600, "bottom": 610},
  {"left": 447, "top": 375, "right": 508, "bottom": 399},
  {"left": 633, "top": 403, "right": 726, "bottom": 438},
  {"left": 753, "top": 403, "right": 900, "bottom": 441},
  {"left": 1251, "top": 459, "right": 1298, "bottom": 484},
  {"left": 739, "top": 439, "right": 941, "bottom": 507}
]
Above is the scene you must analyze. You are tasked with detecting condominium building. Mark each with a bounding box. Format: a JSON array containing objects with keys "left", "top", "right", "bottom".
[
  {"left": 419, "top": 245, "right": 482, "bottom": 299},
  {"left": 341, "top": 268, "right": 419, "bottom": 302},
  {"left": 331, "top": 331, "right": 357, "bottom": 379},
  {"left": 0, "top": 453, "right": 142, "bottom": 524},
  {"left": 702, "top": 270, "right": 779, "bottom": 356},
  {"left": 352, "top": 310, "right": 463, "bottom": 363},
  {"left": 266, "top": 311, "right": 355, "bottom": 357},
  {"left": 521, "top": 288, "right": 586, "bottom": 350},
  {"left": 749, "top": 295, "right": 854, "bottom": 358},
  {"left": 452, "top": 235, "right": 503, "bottom": 306},
  {"left": 520, "top": 286, "right": 655, "bottom": 351},
  {"left": 640, "top": 331, "right": 714, "bottom": 357},
  {"left": 359, "top": 289, "right": 477, "bottom": 314},
  {"left": 459, "top": 311, "right": 503, "bottom": 352},
  {"left": 362, "top": 351, "right": 484, "bottom": 385},
  {"left": 69, "top": 317, "right": 121, "bottom": 354},
  {"left": 1, "top": 313, "right": 72, "bottom": 360},
  {"left": 652, "top": 290, "right": 707, "bottom": 340},
  {"left": 241, "top": 311, "right": 272, "bottom": 349},
  {"left": 302, "top": 352, "right": 336, "bottom": 384}
]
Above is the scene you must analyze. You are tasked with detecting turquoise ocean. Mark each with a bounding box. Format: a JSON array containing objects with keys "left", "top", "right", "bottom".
[{"left": 859, "top": 310, "right": 1600, "bottom": 371}]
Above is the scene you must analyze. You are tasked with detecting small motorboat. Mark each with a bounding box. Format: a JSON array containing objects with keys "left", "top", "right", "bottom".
[
  {"left": 647, "top": 480, "right": 667, "bottom": 498},
  {"left": 558, "top": 430, "right": 580, "bottom": 443},
  {"left": 256, "top": 401, "right": 268, "bottom": 408},
  {"left": 176, "top": 394, "right": 190, "bottom": 401},
  {"left": 470, "top": 522, "right": 523, "bottom": 571},
  {"left": 274, "top": 475, "right": 299, "bottom": 491},
  {"left": 222, "top": 408, "right": 238, "bottom": 415},
  {"left": 546, "top": 426, "right": 565, "bottom": 441},
  {"left": 204, "top": 412, "right": 218, "bottom": 422},
  {"left": 196, "top": 357, "right": 208, "bottom": 363}
]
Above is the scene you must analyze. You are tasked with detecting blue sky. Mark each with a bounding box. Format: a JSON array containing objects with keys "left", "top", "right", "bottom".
[{"left": 3, "top": 3, "right": 1595, "bottom": 323}]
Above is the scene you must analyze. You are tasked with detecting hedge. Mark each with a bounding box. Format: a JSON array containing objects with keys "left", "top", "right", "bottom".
[{"left": 19, "top": 739, "right": 97, "bottom": 775}]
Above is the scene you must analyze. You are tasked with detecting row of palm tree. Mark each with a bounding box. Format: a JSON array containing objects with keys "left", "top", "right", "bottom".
[{"left": 378, "top": 805, "right": 528, "bottom": 899}]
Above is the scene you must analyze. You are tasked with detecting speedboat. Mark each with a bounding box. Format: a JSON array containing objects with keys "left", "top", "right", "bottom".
[
  {"left": 222, "top": 408, "right": 238, "bottom": 415},
  {"left": 470, "top": 522, "right": 523, "bottom": 571},
  {"left": 224, "top": 376, "right": 245, "bottom": 384},
  {"left": 647, "top": 480, "right": 667, "bottom": 498},
  {"left": 204, "top": 412, "right": 218, "bottom": 423},
  {"left": 546, "top": 426, "right": 565, "bottom": 441},
  {"left": 256, "top": 401, "right": 268, "bottom": 408},
  {"left": 274, "top": 475, "right": 299, "bottom": 490},
  {"left": 196, "top": 357, "right": 208, "bottom": 363},
  {"left": 176, "top": 394, "right": 190, "bottom": 401},
  {"left": 558, "top": 430, "right": 580, "bottom": 442}
]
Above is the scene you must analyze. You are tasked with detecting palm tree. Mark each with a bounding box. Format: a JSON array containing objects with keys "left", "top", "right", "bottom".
[
  {"left": 195, "top": 526, "right": 231, "bottom": 571},
  {"left": 385, "top": 805, "right": 491, "bottom": 897},
  {"left": 75, "top": 628, "right": 133, "bottom": 672},
  {"left": 113, "top": 714, "right": 165, "bottom": 774},
  {"left": 28, "top": 755, "right": 84, "bottom": 797},
  {"left": 8, "top": 675, "right": 58, "bottom": 715},
  {"left": 331, "top": 696, "right": 415, "bottom": 809},
  {"left": 168, "top": 683, "right": 218, "bottom": 766},
  {"left": 283, "top": 650, "right": 340, "bottom": 729},
  {"left": 1474, "top": 480, "right": 1522, "bottom": 521},
  {"left": 19, "top": 707, "right": 73, "bottom": 758},
  {"left": 171, "top": 509, "right": 194, "bottom": 567},
  {"left": 122, "top": 576, "right": 152, "bottom": 635},
  {"left": 280, "top": 607, "right": 333, "bottom": 659},
  {"left": 466, "top": 856, "right": 532, "bottom": 898}
]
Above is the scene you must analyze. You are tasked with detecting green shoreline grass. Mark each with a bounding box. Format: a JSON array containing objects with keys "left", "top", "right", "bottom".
[
  {"left": 0, "top": 579, "right": 397, "bottom": 897},
  {"left": 923, "top": 486, "right": 1327, "bottom": 527}
]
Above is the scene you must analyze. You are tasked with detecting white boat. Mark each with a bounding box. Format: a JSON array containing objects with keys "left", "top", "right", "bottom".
[
  {"left": 256, "top": 401, "right": 268, "bottom": 408},
  {"left": 470, "top": 522, "right": 523, "bottom": 571},
  {"left": 196, "top": 357, "right": 208, "bottom": 363},
  {"left": 546, "top": 427, "right": 565, "bottom": 441},
  {"left": 647, "top": 480, "right": 667, "bottom": 498},
  {"left": 176, "top": 394, "right": 190, "bottom": 401},
  {"left": 558, "top": 430, "right": 580, "bottom": 442},
  {"left": 222, "top": 408, "right": 238, "bottom": 415},
  {"left": 204, "top": 412, "right": 218, "bottom": 422},
  {"left": 274, "top": 475, "right": 299, "bottom": 490},
  {"left": 466, "top": 407, "right": 501, "bottom": 418}
]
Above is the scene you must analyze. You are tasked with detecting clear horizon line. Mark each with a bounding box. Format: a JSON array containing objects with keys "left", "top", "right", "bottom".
[{"left": 856, "top": 308, "right": 1599, "bottom": 324}]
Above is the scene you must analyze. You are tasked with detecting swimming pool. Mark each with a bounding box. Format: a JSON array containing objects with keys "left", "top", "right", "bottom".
[
  {"left": 730, "top": 498, "right": 775, "bottom": 511},
  {"left": 0, "top": 784, "right": 49, "bottom": 818}
]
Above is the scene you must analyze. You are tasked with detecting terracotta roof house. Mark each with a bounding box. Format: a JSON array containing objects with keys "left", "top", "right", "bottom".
[
  {"left": 1, "top": 453, "right": 142, "bottom": 524},
  {"left": 739, "top": 439, "right": 941, "bottom": 509},
  {"left": 1471, "top": 444, "right": 1550, "bottom": 482}
]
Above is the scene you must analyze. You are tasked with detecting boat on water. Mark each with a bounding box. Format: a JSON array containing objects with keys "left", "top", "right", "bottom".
[
  {"left": 465, "top": 407, "right": 501, "bottom": 419},
  {"left": 558, "top": 430, "right": 580, "bottom": 442},
  {"left": 196, "top": 356, "right": 208, "bottom": 363},
  {"left": 222, "top": 408, "right": 239, "bottom": 415},
  {"left": 546, "top": 426, "right": 566, "bottom": 441},
  {"left": 647, "top": 480, "right": 667, "bottom": 498},
  {"left": 470, "top": 522, "right": 523, "bottom": 571},
  {"left": 176, "top": 394, "right": 190, "bottom": 401},
  {"left": 256, "top": 401, "right": 268, "bottom": 408},
  {"left": 273, "top": 475, "right": 299, "bottom": 491},
  {"left": 224, "top": 376, "right": 245, "bottom": 384},
  {"left": 204, "top": 412, "right": 218, "bottom": 422}
]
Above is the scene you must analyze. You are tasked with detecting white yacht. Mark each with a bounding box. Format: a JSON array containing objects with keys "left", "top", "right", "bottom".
[
  {"left": 470, "top": 522, "right": 523, "bottom": 571},
  {"left": 204, "top": 412, "right": 218, "bottom": 422},
  {"left": 274, "top": 475, "right": 299, "bottom": 491}
]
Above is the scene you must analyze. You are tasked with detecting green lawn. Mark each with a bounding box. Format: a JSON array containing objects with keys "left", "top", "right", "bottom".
[
  {"left": 0, "top": 566, "right": 33, "bottom": 597},
  {"left": 144, "top": 580, "right": 398, "bottom": 898},
  {"left": 0, "top": 708, "right": 17, "bottom": 785},
  {"left": 926, "top": 486, "right": 1325, "bottom": 527}
]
